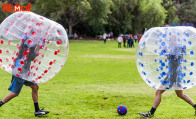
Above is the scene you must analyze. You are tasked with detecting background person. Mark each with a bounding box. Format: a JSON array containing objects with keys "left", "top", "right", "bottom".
[
  {"left": 138, "top": 36, "right": 141, "bottom": 42},
  {"left": 103, "top": 32, "right": 107, "bottom": 44},
  {"left": 74, "top": 33, "right": 78, "bottom": 39},
  {"left": 127, "top": 35, "right": 131, "bottom": 48},
  {"left": 117, "top": 35, "right": 123, "bottom": 48},
  {"left": 130, "top": 34, "right": 134, "bottom": 48},
  {"left": 109, "top": 31, "right": 113, "bottom": 38},
  {"left": 134, "top": 34, "right": 138, "bottom": 43},
  {"left": 123, "top": 35, "right": 127, "bottom": 47}
]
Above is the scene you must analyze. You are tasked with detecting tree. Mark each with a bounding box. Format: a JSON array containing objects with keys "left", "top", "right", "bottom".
[
  {"left": 106, "top": 0, "right": 167, "bottom": 35},
  {"left": 176, "top": 0, "right": 196, "bottom": 24},
  {"left": 1, "top": 0, "right": 19, "bottom": 4},
  {"left": 33, "top": 0, "right": 91, "bottom": 35},
  {"left": 85, "top": 0, "right": 113, "bottom": 36},
  {"left": 54, "top": 0, "right": 91, "bottom": 35},
  {"left": 134, "top": 0, "right": 167, "bottom": 31},
  {"left": 0, "top": 1, "right": 12, "bottom": 23},
  {"left": 107, "top": 0, "right": 138, "bottom": 35},
  {"left": 162, "top": 0, "right": 180, "bottom": 24}
]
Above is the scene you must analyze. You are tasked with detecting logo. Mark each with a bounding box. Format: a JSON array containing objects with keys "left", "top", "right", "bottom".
[{"left": 3, "top": 3, "right": 31, "bottom": 12}]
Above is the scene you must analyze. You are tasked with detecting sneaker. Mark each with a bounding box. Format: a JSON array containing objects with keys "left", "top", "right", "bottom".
[
  {"left": 139, "top": 111, "right": 154, "bottom": 118},
  {"left": 35, "top": 108, "right": 50, "bottom": 117}
]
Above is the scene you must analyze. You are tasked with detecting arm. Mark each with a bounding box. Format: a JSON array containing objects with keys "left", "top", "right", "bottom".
[{"left": 35, "top": 45, "right": 40, "bottom": 52}]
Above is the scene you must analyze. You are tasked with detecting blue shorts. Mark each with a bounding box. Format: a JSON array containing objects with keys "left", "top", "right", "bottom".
[{"left": 8, "top": 75, "right": 37, "bottom": 94}]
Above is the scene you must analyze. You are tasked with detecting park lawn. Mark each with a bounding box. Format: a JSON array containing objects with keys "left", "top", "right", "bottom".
[{"left": 0, "top": 40, "right": 196, "bottom": 119}]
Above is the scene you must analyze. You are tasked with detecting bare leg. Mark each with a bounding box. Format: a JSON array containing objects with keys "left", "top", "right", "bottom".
[
  {"left": 152, "top": 90, "right": 166, "bottom": 108},
  {"left": 2, "top": 92, "right": 18, "bottom": 104},
  {"left": 30, "top": 84, "right": 39, "bottom": 103},
  {"left": 32, "top": 84, "right": 49, "bottom": 116},
  {"left": 30, "top": 84, "right": 50, "bottom": 116},
  {"left": 175, "top": 90, "right": 195, "bottom": 106},
  {"left": 139, "top": 90, "right": 166, "bottom": 117}
]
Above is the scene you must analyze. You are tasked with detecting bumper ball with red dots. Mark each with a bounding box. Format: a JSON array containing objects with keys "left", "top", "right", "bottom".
[
  {"left": 117, "top": 105, "right": 127, "bottom": 115},
  {"left": 0, "top": 12, "right": 69, "bottom": 83},
  {"left": 136, "top": 26, "right": 196, "bottom": 90}
]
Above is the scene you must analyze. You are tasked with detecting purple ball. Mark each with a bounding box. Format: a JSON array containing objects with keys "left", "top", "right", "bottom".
[{"left": 117, "top": 105, "right": 127, "bottom": 115}]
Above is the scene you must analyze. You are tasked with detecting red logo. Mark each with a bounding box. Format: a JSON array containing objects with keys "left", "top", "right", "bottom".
[{"left": 3, "top": 3, "right": 31, "bottom": 12}]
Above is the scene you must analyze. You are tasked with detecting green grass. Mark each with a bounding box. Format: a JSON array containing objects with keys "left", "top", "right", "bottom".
[{"left": 0, "top": 40, "right": 196, "bottom": 118}]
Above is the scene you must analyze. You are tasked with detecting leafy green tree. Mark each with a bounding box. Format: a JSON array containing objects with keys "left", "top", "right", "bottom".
[
  {"left": 32, "top": 0, "right": 55, "bottom": 17},
  {"left": 167, "top": 6, "right": 180, "bottom": 24},
  {"left": 85, "top": 0, "right": 112, "bottom": 36},
  {"left": 107, "top": 0, "right": 166, "bottom": 35},
  {"left": 162, "top": 0, "right": 180, "bottom": 24},
  {"left": 3, "top": 0, "right": 195, "bottom": 37},
  {"left": 1, "top": 0, "right": 19, "bottom": 4},
  {"left": 0, "top": 1, "right": 12, "bottom": 23},
  {"left": 134, "top": 0, "right": 167, "bottom": 32},
  {"left": 33, "top": 0, "right": 91, "bottom": 35},
  {"left": 106, "top": 0, "right": 137, "bottom": 35},
  {"left": 177, "top": 0, "right": 196, "bottom": 24}
]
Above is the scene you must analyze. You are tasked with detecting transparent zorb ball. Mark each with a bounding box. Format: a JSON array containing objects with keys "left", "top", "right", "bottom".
[
  {"left": 136, "top": 26, "right": 196, "bottom": 90},
  {"left": 0, "top": 12, "right": 69, "bottom": 83}
]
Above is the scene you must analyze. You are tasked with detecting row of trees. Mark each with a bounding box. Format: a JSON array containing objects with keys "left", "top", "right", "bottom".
[
  {"left": 0, "top": 0, "right": 196, "bottom": 37},
  {"left": 163, "top": 0, "right": 196, "bottom": 26}
]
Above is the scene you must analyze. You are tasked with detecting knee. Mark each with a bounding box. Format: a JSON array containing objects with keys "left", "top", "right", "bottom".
[
  {"left": 176, "top": 93, "right": 184, "bottom": 98},
  {"left": 34, "top": 85, "right": 39, "bottom": 90},
  {"left": 155, "top": 90, "right": 162, "bottom": 96},
  {"left": 11, "top": 92, "right": 19, "bottom": 97},
  {"left": 31, "top": 84, "right": 39, "bottom": 91},
  {"left": 14, "top": 94, "right": 19, "bottom": 97}
]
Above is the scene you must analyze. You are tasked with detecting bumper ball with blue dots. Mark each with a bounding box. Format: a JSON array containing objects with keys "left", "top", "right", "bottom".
[{"left": 136, "top": 26, "right": 196, "bottom": 90}]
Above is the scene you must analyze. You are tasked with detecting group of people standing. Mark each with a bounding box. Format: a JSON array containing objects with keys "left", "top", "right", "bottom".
[
  {"left": 102, "top": 32, "right": 142, "bottom": 48},
  {"left": 117, "top": 34, "right": 140, "bottom": 48},
  {"left": 103, "top": 32, "right": 114, "bottom": 44}
]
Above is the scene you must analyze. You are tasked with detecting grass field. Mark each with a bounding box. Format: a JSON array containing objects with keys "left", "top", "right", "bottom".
[{"left": 1, "top": 40, "right": 196, "bottom": 119}]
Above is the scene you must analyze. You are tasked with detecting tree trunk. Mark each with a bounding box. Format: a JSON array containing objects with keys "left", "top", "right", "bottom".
[{"left": 69, "top": 25, "right": 72, "bottom": 36}]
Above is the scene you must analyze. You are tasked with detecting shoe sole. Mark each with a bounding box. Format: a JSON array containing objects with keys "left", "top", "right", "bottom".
[
  {"left": 35, "top": 112, "right": 49, "bottom": 117},
  {"left": 139, "top": 113, "right": 152, "bottom": 118},
  {"left": 139, "top": 113, "right": 146, "bottom": 118}
]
